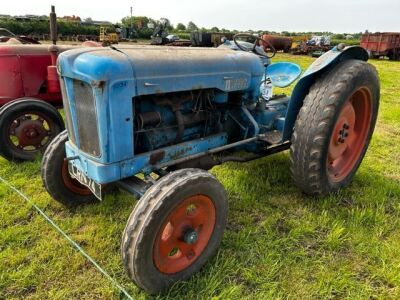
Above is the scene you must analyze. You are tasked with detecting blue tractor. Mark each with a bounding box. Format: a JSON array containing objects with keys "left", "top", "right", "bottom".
[{"left": 41, "top": 34, "right": 379, "bottom": 294}]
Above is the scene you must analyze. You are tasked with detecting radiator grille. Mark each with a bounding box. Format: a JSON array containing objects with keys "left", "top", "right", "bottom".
[
  {"left": 60, "top": 79, "right": 76, "bottom": 145},
  {"left": 73, "top": 80, "right": 101, "bottom": 157}
]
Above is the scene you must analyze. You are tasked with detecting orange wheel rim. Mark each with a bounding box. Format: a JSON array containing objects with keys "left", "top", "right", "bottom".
[
  {"left": 153, "top": 195, "right": 216, "bottom": 274},
  {"left": 61, "top": 160, "right": 92, "bottom": 195},
  {"left": 327, "top": 87, "right": 372, "bottom": 182}
]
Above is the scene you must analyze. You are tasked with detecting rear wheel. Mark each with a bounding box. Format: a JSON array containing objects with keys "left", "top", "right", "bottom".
[
  {"left": 121, "top": 168, "right": 228, "bottom": 294},
  {"left": 41, "top": 130, "right": 97, "bottom": 206},
  {"left": 290, "top": 59, "right": 380, "bottom": 195},
  {"left": 0, "top": 98, "right": 64, "bottom": 161}
]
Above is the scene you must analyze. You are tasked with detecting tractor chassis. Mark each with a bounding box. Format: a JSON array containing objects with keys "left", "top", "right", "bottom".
[{"left": 114, "top": 139, "right": 291, "bottom": 199}]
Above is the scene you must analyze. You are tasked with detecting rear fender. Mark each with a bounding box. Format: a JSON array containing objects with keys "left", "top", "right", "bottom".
[{"left": 282, "top": 46, "right": 369, "bottom": 141}]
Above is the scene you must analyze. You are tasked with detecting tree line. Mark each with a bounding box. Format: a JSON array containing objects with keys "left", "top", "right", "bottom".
[
  {"left": 0, "top": 19, "right": 101, "bottom": 36},
  {"left": 0, "top": 16, "right": 362, "bottom": 40}
]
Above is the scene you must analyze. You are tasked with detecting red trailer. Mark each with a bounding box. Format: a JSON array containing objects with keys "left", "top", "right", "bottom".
[{"left": 361, "top": 32, "right": 400, "bottom": 60}]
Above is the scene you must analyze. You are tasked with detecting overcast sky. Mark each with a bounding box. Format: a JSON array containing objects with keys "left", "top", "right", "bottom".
[{"left": 2, "top": 0, "right": 399, "bottom": 33}]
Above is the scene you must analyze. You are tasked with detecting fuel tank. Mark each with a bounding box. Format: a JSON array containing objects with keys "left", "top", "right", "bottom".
[{"left": 58, "top": 45, "right": 265, "bottom": 97}]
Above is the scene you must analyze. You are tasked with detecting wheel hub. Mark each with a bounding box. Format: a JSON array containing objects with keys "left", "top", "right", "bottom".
[
  {"left": 337, "top": 123, "right": 350, "bottom": 144},
  {"left": 9, "top": 114, "right": 52, "bottom": 150},
  {"left": 61, "top": 160, "right": 92, "bottom": 195},
  {"left": 153, "top": 195, "right": 216, "bottom": 274},
  {"left": 183, "top": 229, "right": 198, "bottom": 244},
  {"left": 327, "top": 87, "right": 373, "bottom": 182}
]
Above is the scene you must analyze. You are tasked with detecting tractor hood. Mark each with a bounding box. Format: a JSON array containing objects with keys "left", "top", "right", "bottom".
[
  {"left": 0, "top": 44, "right": 75, "bottom": 56},
  {"left": 58, "top": 45, "right": 265, "bottom": 96}
]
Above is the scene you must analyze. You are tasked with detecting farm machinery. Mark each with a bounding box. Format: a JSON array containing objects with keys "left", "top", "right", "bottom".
[
  {"left": 41, "top": 33, "right": 380, "bottom": 294},
  {"left": 0, "top": 6, "right": 101, "bottom": 162},
  {"left": 260, "top": 34, "right": 292, "bottom": 53},
  {"left": 292, "top": 35, "right": 332, "bottom": 57},
  {"left": 0, "top": 43, "right": 70, "bottom": 161},
  {"left": 361, "top": 32, "right": 400, "bottom": 60}
]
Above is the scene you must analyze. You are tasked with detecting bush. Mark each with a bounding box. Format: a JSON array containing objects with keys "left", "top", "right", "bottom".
[{"left": 331, "top": 38, "right": 360, "bottom": 46}]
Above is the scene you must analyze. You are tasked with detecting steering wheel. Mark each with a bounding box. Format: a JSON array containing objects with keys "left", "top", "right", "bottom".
[{"left": 233, "top": 33, "right": 276, "bottom": 58}]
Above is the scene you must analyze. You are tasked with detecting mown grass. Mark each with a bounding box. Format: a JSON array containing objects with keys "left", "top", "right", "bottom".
[{"left": 0, "top": 54, "right": 399, "bottom": 299}]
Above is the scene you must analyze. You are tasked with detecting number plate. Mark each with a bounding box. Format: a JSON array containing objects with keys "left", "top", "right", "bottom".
[{"left": 68, "top": 163, "right": 102, "bottom": 201}]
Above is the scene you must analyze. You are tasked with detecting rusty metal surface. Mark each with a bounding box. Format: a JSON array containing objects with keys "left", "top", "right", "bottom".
[
  {"left": 361, "top": 32, "right": 400, "bottom": 58},
  {"left": 0, "top": 44, "right": 75, "bottom": 56},
  {"left": 261, "top": 35, "right": 292, "bottom": 52}
]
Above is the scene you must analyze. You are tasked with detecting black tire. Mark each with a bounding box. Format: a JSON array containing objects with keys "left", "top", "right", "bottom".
[
  {"left": 121, "top": 168, "right": 228, "bottom": 294},
  {"left": 0, "top": 98, "right": 64, "bottom": 162},
  {"left": 41, "top": 130, "right": 97, "bottom": 206},
  {"left": 290, "top": 59, "right": 380, "bottom": 196}
]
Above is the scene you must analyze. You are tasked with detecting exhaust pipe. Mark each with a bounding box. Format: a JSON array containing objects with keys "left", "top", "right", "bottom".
[
  {"left": 49, "top": 5, "right": 57, "bottom": 45},
  {"left": 47, "top": 6, "right": 60, "bottom": 93}
]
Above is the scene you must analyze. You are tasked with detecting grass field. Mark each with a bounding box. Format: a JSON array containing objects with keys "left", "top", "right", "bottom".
[{"left": 0, "top": 53, "right": 399, "bottom": 299}]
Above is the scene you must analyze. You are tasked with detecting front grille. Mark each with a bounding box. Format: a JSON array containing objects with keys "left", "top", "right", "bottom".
[
  {"left": 72, "top": 80, "right": 101, "bottom": 157},
  {"left": 60, "top": 78, "right": 76, "bottom": 145}
]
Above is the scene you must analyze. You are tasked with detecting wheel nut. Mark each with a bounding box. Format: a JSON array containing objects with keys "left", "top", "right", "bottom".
[{"left": 343, "top": 123, "right": 350, "bottom": 129}]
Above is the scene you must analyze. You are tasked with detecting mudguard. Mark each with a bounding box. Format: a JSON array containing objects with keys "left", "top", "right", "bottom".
[{"left": 282, "top": 46, "right": 369, "bottom": 141}]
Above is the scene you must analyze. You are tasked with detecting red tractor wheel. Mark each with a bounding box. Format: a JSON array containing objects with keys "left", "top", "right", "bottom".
[
  {"left": 327, "top": 87, "right": 372, "bottom": 182},
  {"left": 41, "top": 130, "right": 97, "bottom": 206},
  {"left": 290, "top": 59, "right": 380, "bottom": 195},
  {"left": 121, "top": 168, "right": 228, "bottom": 294},
  {"left": 0, "top": 98, "right": 64, "bottom": 162}
]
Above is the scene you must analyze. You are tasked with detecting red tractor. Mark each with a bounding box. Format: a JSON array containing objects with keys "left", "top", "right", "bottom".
[
  {"left": 0, "top": 5, "right": 100, "bottom": 162},
  {"left": 0, "top": 42, "right": 101, "bottom": 161},
  {"left": 0, "top": 44, "right": 67, "bottom": 161}
]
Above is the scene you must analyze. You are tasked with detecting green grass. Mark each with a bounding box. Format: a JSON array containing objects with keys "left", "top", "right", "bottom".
[{"left": 1, "top": 54, "right": 399, "bottom": 299}]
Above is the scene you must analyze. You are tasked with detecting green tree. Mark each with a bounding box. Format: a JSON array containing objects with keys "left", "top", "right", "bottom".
[
  {"left": 210, "top": 26, "right": 219, "bottom": 32},
  {"left": 176, "top": 23, "right": 186, "bottom": 31},
  {"left": 187, "top": 21, "right": 198, "bottom": 31}
]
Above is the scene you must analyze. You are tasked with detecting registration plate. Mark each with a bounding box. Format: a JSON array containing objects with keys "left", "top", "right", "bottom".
[{"left": 68, "top": 163, "right": 102, "bottom": 200}]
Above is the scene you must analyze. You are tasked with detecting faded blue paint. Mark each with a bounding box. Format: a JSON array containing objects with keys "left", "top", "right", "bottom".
[
  {"left": 58, "top": 45, "right": 265, "bottom": 165},
  {"left": 65, "top": 133, "right": 227, "bottom": 184},
  {"left": 265, "top": 62, "right": 302, "bottom": 88},
  {"left": 58, "top": 44, "right": 368, "bottom": 188},
  {"left": 59, "top": 48, "right": 135, "bottom": 163}
]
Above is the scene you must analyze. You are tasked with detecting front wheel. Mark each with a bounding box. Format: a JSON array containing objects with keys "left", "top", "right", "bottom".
[
  {"left": 290, "top": 59, "right": 380, "bottom": 195},
  {"left": 121, "top": 168, "right": 228, "bottom": 294},
  {"left": 41, "top": 130, "right": 97, "bottom": 206},
  {"left": 0, "top": 98, "right": 64, "bottom": 161}
]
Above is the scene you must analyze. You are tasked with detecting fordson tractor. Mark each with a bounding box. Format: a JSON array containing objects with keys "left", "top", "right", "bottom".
[{"left": 41, "top": 34, "right": 379, "bottom": 294}]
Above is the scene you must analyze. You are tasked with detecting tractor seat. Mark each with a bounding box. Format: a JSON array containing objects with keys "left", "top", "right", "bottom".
[{"left": 266, "top": 62, "right": 302, "bottom": 88}]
